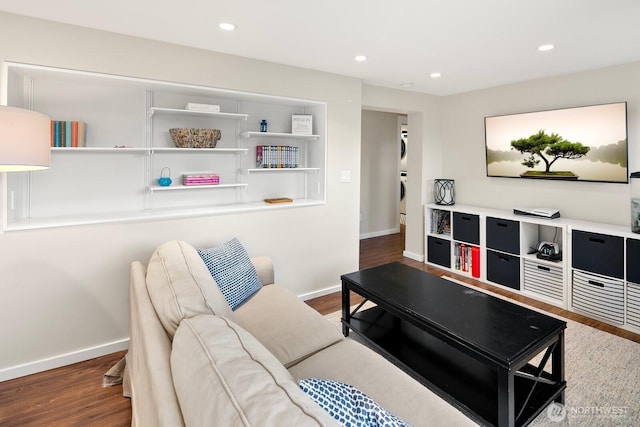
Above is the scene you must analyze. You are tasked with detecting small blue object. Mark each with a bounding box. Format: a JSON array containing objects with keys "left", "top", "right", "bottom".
[
  {"left": 260, "top": 119, "right": 268, "bottom": 132},
  {"left": 158, "top": 167, "right": 172, "bottom": 186}
]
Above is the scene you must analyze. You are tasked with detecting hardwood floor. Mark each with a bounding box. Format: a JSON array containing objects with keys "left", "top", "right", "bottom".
[
  {"left": 2, "top": 229, "right": 639, "bottom": 426},
  {"left": 0, "top": 351, "right": 130, "bottom": 426}
]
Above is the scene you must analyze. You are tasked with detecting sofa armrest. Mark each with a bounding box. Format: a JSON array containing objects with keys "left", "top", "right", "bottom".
[
  {"left": 251, "top": 256, "right": 274, "bottom": 286},
  {"left": 128, "top": 261, "right": 185, "bottom": 427}
]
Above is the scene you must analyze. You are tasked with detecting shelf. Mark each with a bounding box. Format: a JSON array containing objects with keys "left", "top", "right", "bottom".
[
  {"left": 2, "top": 198, "right": 325, "bottom": 231},
  {"left": 149, "top": 107, "right": 248, "bottom": 120},
  {"left": 427, "top": 232, "right": 451, "bottom": 240},
  {"left": 52, "top": 147, "right": 250, "bottom": 154},
  {"left": 522, "top": 252, "right": 563, "bottom": 267},
  {"left": 51, "top": 147, "right": 148, "bottom": 153},
  {"left": 149, "top": 183, "right": 248, "bottom": 192},
  {"left": 151, "top": 147, "right": 248, "bottom": 153},
  {"left": 242, "top": 131, "right": 319, "bottom": 140},
  {"left": 246, "top": 167, "right": 319, "bottom": 173}
]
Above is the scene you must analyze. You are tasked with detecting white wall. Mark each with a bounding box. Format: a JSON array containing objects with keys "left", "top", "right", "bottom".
[
  {"left": 441, "top": 62, "right": 640, "bottom": 226},
  {"left": 0, "top": 12, "right": 362, "bottom": 379},
  {"left": 360, "top": 110, "right": 401, "bottom": 238}
]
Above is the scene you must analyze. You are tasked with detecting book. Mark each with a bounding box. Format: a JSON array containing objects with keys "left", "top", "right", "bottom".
[
  {"left": 264, "top": 198, "right": 293, "bottom": 204},
  {"left": 77, "top": 122, "right": 86, "bottom": 147},
  {"left": 256, "top": 145, "right": 300, "bottom": 168},
  {"left": 50, "top": 120, "right": 86, "bottom": 147},
  {"left": 59, "top": 121, "right": 66, "bottom": 147},
  {"left": 65, "top": 121, "right": 72, "bottom": 147}
]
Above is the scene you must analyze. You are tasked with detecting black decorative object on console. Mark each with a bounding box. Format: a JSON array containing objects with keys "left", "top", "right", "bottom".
[{"left": 434, "top": 179, "right": 455, "bottom": 205}]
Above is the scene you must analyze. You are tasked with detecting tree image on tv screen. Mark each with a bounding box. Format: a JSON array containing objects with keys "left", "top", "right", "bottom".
[{"left": 510, "top": 130, "right": 590, "bottom": 179}]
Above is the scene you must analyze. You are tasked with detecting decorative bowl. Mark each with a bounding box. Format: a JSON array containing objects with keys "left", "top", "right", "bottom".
[{"left": 169, "top": 128, "right": 221, "bottom": 148}]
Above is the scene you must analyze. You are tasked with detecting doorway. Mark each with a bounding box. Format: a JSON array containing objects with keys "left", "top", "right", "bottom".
[{"left": 360, "top": 110, "right": 408, "bottom": 243}]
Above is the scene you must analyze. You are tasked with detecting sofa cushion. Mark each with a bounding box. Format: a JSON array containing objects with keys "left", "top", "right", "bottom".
[
  {"left": 198, "top": 237, "right": 262, "bottom": 310},
  {"left": 171, "top": 315, "right": 340, "bottom": 427},
  {"left": 299, "top": 378, "right": 410, "bottom": 427},
  {"left": 146, "top": 240, "right": 233, "bottom": 338},
  {"left": 234, "top": 284, "right": 344, "bottom": 367},
  {"left": 288, "top": 339, "right": 477, "bottom": 427}
]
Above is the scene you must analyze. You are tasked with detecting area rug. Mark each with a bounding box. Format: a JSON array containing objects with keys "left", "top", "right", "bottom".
[{"left": 326, "top": 279, "right": 640, "bottom": 426}]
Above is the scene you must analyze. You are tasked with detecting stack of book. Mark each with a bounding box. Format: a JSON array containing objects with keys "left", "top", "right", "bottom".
[
  {"left": 256, "top": 145, "right": 299, "bottom": 168},
  {"left": 454, "top": 243, "right": 480, "bottom": 278},
  {"left": 182, "top": 173, "right": 219, "bottom": 186},
  {"left": 430, "top": 210, "right": 451, "bottom": 235},
  {"left": 50, "top": 120, "right": 86, "bottom": 147}
]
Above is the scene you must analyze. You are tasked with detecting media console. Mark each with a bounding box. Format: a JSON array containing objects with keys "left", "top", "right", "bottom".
[{"left": 425, "top": 203, "right": 640, "bottom": 334}]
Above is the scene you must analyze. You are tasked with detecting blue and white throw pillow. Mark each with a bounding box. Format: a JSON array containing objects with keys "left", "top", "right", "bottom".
[
  {"left": 197, "top": 238, "right": 262, "bottom": 310},
  {"left": 299, "top": 378, "right": 412, "bottom": 427}
]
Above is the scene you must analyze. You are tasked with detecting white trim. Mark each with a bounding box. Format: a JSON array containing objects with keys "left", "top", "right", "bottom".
[
  {"left": 360, "top": 226, "right": 400, "bottom": 240},
  {"left": 0, "top": 338, "right": 129, "bottom": 382},
  {"left": 298, "top": 284, "right": 341, "bottom": 301},
  {"left": 403, "top": 250, "right": 424, "bottom": 262}
]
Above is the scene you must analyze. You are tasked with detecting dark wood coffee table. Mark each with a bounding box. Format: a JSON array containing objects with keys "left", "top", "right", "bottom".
[{"left": 341, "top": 262, "right": 566, "bottom": 427}]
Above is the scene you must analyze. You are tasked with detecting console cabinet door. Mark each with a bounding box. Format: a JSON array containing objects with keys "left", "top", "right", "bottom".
[
  {"left": 486, "top": 217, "right": 519, "bottom": 255},
  {"left": 627, "top": 238, "right": 640, "bottom": 284},
  {"left": 524, "top": 260, "right": 563, "bottom": 302},
  {"left": 628, "top": 282, "right": 640, "bottom": 328},
  {"left": 427, "top": 236, "right": 451, "bottom": 268},
  {"left": 572, "top": 231, "right": 623, "bottom": 279},
  {"left": 572, "top": 270, "right": 624, "bottom": 324},
  {"left": 452, "top": 212, "right": 480, "bottom": 245},
  {"left": 486, "top": 250, "right": 520, "bottom": 290}
]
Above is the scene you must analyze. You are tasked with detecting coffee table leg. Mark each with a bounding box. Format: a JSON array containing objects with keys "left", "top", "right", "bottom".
[
  {"left": 497, "top": 368, "right": 514, "bottom": 427},
  {"left": 552, "top": 331, "right": 565, "bottom": 404},
  {"left": 341, "top": 281, "right": 350, "bottom": 337}
]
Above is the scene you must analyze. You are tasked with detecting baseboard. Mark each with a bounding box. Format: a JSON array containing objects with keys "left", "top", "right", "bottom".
[
  {"left": 359, "top": 226, "right": 400, "bottom": 240},
  {"left": 298, "top": 284, "right": 341, "bottom": 301},
  {"left": 403, "top": 250, "right": 424, "bottom": 262},
  {"left": 0, "top": 338, "right": 129, "bottom": 382}
]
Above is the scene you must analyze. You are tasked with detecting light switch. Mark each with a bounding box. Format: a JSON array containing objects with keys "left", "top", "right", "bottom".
[{"left": 340, "top": 170, "right": 352, "bottom": 183}]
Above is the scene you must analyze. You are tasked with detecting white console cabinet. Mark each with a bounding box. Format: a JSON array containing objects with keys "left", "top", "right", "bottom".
[
  {"left": 425, "top": 203, "right": 640, "bottom": 333},
  {"left": 0, "top": 62, "right": 326, "bottom": 231}
]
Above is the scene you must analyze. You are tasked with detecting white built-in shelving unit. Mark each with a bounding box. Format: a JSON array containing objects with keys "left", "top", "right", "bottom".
[
  {"left": 0, "top": 62, "right": 327, "bottom": 231},
  {"left": 425, "top": 203, "right": 640, "bottom": 334}
]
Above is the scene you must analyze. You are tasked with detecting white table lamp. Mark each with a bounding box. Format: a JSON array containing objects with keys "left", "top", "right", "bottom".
[{"left": 0, "top": 106, "right": 51, "bottom": 172}]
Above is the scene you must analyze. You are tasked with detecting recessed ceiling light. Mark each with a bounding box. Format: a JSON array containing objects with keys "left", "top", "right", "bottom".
[
  {"left": 430, "top": 72, "right": 442, "bottom": 78},
  {"left": 538, "top": 44, "right": 554, "bottom": 52},
  {"left": 400, "top": 83, "right": 414, "bottom": 88},
  {"left": 354, "top": 55, "right": 367, "bottom": 62},
  {"left": 219, "top": 22, "right": 236, "bottom": 31}
]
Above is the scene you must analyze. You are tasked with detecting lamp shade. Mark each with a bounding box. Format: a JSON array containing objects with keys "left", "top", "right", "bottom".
[{"left": 0, "top": 106, "right": 51, "bottom": 171}]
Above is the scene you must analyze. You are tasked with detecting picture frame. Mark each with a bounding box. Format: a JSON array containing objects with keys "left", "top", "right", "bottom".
[{"left": 292, "top": 114, "right": 313, "bottom": 135}]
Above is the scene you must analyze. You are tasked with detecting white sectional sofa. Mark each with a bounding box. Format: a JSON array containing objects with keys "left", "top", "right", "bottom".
[{"left": 126, "top": 239, "right": 476, "bottom": 426}]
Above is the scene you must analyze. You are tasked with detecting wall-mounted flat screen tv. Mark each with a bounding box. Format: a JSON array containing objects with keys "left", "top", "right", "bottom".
[{"left": 485, "top": 102, "right": 628, "bottom": 183}]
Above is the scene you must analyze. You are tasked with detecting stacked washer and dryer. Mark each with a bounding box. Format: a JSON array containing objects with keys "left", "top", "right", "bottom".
[{"left": 400, "top": 125, "right": 408, "bottom": 225}]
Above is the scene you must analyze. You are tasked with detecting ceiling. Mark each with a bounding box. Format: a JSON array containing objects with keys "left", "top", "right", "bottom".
[{"left": 1, "top": 0, "right": 640, "bottom": 96}]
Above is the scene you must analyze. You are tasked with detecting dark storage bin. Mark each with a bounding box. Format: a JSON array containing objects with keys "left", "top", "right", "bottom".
[
  {"left": 486, "top": 250, "right": 520, "bottom": 290},
  {"left": 486, "top": 217, "right": 520, "bottom": 255},
  {"left": 452, "top": 212, "right": 480, "bottom": 245},
  {"left": 572, "top": 231, "right": 623, "bottom": 279},
  {"left": 427, "top": 236, "right": 451, "bottom": 268},
  {"left": 628, "top": 238, "right": 640, "bottom": 284}
]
